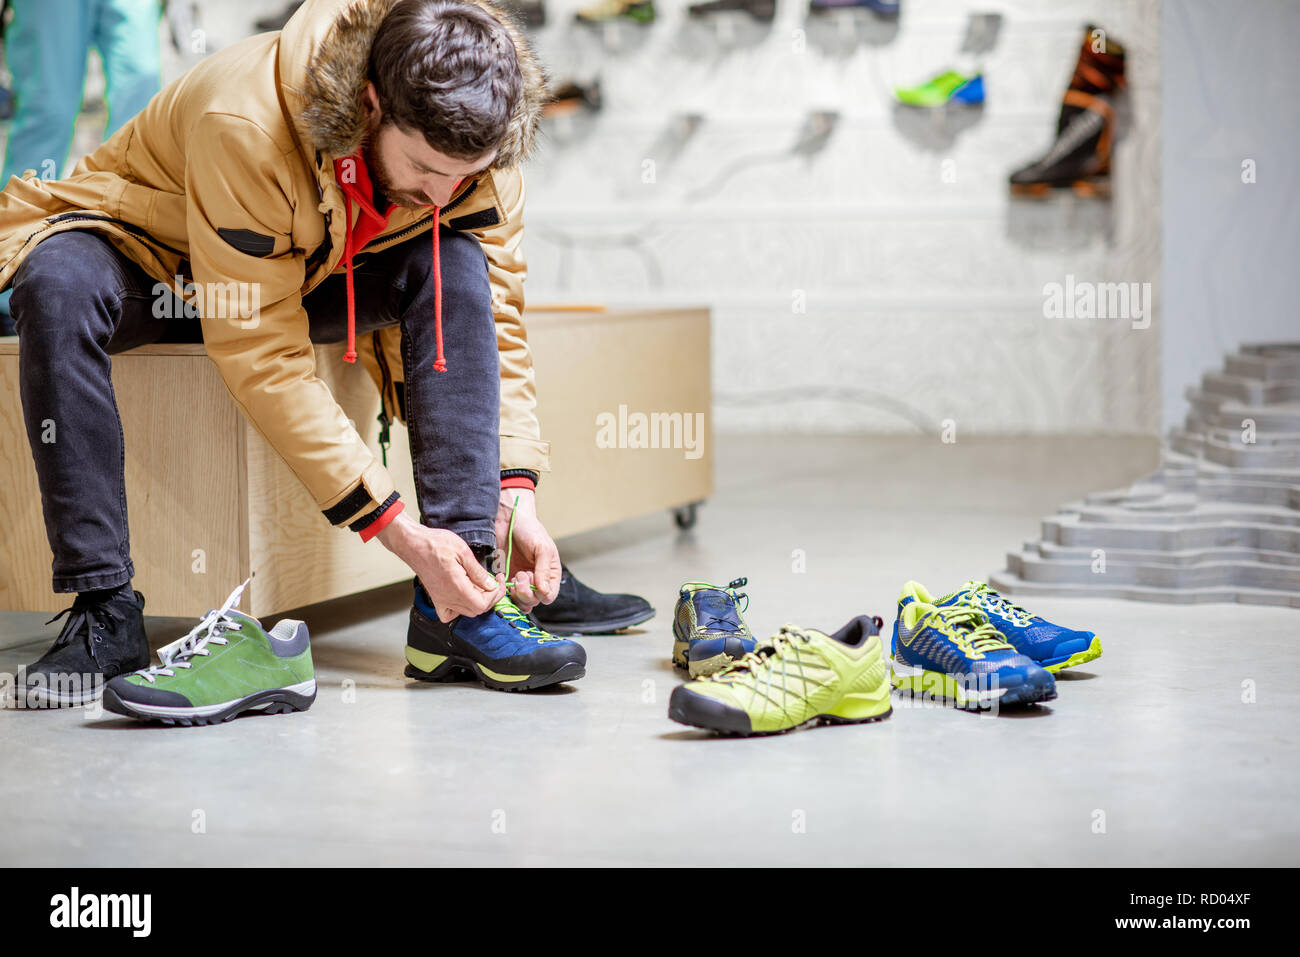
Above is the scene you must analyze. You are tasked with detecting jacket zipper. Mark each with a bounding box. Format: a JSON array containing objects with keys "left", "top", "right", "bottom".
[
  {"left": 7, "top": 212, "right": 183, "bottom": 279},
  {"left": 371, "top": 329, "right": 394, "bottom": 466},
  {"left": 358, "top": 180, "right": 480, "bottom": 252},
  {"left": 45, "top": 212, "right": 187, "bottom": 257}
]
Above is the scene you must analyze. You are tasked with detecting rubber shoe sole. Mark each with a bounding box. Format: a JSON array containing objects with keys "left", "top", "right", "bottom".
[
  {"left": 102, "top": 680, "right": 317, "bottom": 726},
  {"left": 668, "top": 685, "right": 892, "bottom": 736},
  {"left": 891, "top": 664, "right": 1056, "bottom": 710},
  {"left": 1042, "top": 635, "right": 1103, "bottom": 673},
  {"left": 672, "top": 636, "right": 751, "bottom": 677},
  {"left": 405, "top": 646, "right": 585, "bottom": 692},
  {"left": 529, "top": 605, "right": 656, "bottom": 636},
  {"left": 23, "top": 678, "right": 107, "bottom": 709}
]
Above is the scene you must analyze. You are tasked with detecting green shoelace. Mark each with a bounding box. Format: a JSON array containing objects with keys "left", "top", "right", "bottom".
[{"left": 926, "top": 606, "right": 1012, "bottom": 656}]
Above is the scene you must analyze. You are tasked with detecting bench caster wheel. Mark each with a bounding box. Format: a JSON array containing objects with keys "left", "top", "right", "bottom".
[{"left": 673, "top": 502, "right": 702, "bottom": 530}]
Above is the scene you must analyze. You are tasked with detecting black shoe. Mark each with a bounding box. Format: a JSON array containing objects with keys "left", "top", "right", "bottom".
[
  {"left": 20, "top": 590, "right": 149, "bottom": 707},
  {"left": 688, "top": 0, "right": 776, "bottom": 21},
  {"left": 254, "top": 1, "right": 304, "bottom": 33},
  {"left": 529, "top": 566, "right": 656, "bottom": 636}
]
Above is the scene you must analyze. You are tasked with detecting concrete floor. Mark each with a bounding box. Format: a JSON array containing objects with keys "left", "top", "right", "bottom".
[{"left": 1, "top": 435, "right": 1297, "bottom": 866}]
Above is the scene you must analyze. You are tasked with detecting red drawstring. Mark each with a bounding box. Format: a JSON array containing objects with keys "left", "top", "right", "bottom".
[
  {"left": 342, "top": 198, "right": 357, "bottom": 363},
  {"left": 431, "top": 205, "right": 445, "bottom": 373},
  {"left": 335, "top": 171, "right": 445, "bottom": 372}
]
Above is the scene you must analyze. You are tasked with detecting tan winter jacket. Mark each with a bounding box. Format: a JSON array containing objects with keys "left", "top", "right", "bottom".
[{"left": 0, "top": 0, "right": 550, "bottom": 532}]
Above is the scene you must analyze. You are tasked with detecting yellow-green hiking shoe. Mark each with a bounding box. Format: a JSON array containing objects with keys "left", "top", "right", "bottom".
[
  {"left": 667, "top": 616, "right": 892, "bottom": 735},
  {"left": 671, "top": 577, "right": 757, "bottom": 677},
  {"left": 103, "top": 578, "right": 315, "bottom": 726}
]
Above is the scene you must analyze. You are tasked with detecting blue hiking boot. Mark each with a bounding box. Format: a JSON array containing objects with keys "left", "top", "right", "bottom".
[
  {"left": 405, "top": 581, "right": 586, "bottom": 692},
  {"left": 672, "top": 577, "right": 756, "bottom": 677}
]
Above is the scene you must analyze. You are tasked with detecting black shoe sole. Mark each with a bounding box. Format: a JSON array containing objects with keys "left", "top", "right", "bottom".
[
  {"left": 101, "top": 684, "right": 316, "bottom": 726},
  {"left": 668, "top": 686, "right": 892, "bottom": 737},
  {"left": 529, "top": 606, "right": 656, "bottom": 636},
  {"left": 404, "top": 656, "right": 585, "bottom": 692}
]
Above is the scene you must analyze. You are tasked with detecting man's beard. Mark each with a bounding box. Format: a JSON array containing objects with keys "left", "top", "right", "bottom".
[{"left": 361, "top": 136, "right": 429, "bottom": 210}]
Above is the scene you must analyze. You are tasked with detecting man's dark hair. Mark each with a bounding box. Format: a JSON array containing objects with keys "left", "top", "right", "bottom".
[{"left": 369, "top": 0, "right": 522, "bottom": 160}]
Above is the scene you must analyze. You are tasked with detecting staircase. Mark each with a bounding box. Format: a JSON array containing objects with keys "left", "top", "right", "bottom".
[{"left": 991, "top": 343, "right": 1300, "bottom": 607}]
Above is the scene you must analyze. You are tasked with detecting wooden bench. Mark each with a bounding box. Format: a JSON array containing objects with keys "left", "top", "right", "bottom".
[{"left": 0, "top": 307, "right": 712, "bottom": 618}]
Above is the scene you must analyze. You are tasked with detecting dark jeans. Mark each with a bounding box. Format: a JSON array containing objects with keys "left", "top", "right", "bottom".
[{"left": 10, "top": 227, "right": 500, "bottom": 594}]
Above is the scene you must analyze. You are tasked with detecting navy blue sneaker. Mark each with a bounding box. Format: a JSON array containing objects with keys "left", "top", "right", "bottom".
[
  {"left": 672, "top": 578, "right": 757, "bottom": 677},
  {"left": 405, "top": 582, "right": 586, "bottom": 692},
  {"left": 891, "top": 599, "right": 1056, "bottom": 710}
]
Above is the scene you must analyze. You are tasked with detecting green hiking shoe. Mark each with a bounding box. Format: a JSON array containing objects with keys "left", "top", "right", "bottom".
[
  {"left": 669, "top": 617, "right": 893, "bottom": 735},
  {"left": 103, "top": 578, "right": 316, "bottom": 725}
]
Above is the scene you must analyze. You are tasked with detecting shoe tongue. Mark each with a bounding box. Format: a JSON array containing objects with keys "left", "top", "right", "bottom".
[{"left": 695, "top": 590, "right": 742, "bottom": 631}]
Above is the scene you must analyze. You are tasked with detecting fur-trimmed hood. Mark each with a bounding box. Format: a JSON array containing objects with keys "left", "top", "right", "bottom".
[{"left": 282, "top": 0, "right": 547, "bottom": 169}]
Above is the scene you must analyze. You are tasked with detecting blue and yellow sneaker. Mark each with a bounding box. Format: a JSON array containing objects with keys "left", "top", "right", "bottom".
[
  {"left": 405, "top": 582, "right": 586, "bottom": 692},
  {"left": 899, "top": 580, "right": 1101, "bottom": 674},
  {"left": 892, "top": 599, "right": 1056, "bottom": 710},
  {"left": 672, "top": 578, "right": 757, "bottom": 677}
]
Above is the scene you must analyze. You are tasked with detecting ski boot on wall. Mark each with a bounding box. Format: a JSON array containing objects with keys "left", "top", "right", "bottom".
[
  {"left": 543, "top": 79, "right": 603, "bottom": 119},
  {"left": 574, "top": 0, "right": 656, "bottom": 25},
  {"left": 809, "top": 0, "right": 901, "bottom": 16},
  {"left": 1009, "top": 24, "right": 1126, "bottom": 198},
  {"left": 688, "top": 0, "right": 777, "bottom": 23}
]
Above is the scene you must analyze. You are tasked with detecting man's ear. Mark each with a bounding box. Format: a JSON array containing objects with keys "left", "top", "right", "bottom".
[{"left": 362, "top": 83, "right": 381, "bottom": 122}]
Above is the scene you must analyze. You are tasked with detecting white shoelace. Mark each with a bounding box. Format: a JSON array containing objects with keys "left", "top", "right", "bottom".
[{"left": 135, "top": 576, "right": 253, "bottom": 684}]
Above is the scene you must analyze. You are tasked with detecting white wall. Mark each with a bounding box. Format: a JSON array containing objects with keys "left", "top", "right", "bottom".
[
  {"left": 58, "top": 0, "right": 1165, "bottom": 437},
  {"left": 1161, "top": 0, "right": 1300, "bottom": 430},
  {"left": 525, "top": 0, "right": 1163, "bottom": 435}
]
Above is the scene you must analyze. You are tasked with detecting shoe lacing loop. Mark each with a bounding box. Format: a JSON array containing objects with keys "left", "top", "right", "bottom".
[
  {"left": 708, "top": 623, "right": 812, "bottom": 681},
  {"left": 964, "top": 582, "right": 1035, "bottom": 627},
  {"left": 45, "top": 601, "right": 127, "bottom": 661},
  {"left": 134, "top": 576, "right": 253, "bottom": 684},
  {"left": 694, "top": 577, "right": 750, "bottom": 637},
  {"left": 493, "top": 595, "right": 563, "bottom": 643},
  {"left": 926, "top": 606, "right": 1012, "bottom": 657}
]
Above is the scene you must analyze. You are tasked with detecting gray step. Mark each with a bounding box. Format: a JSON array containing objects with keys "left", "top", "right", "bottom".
[
  {"left": 1064, "top": 499, "right": 1300, "bottom": 526},
  {"left": 1028, "top": 539, "right": 1300, "bottom": 568},
  {"left": 1196, "top": 372, "right": 1300, "bottom": 406},
  {"left": 1041, "top": 512, "right": 1300, "bottom": 551},
  {"left": 1224, "top": 351, "right": 1300, "bottom": 382},
  {"left": 1185, "top": 403, "right": 1300, "bottom": 433},
  {"left": 1006, "top": 547, "right": 1300, "bottom": 591},
  {"left": 989, "top": 568, "right": 1300, "bottom": 608}
]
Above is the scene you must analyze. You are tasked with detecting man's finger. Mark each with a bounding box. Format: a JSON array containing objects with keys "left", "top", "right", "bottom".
[
  {"left": 454, "top": 541, "right": 499, "bottom": 592},
  {"left": 535, "top": 542, "right": 561, "bottom": 604},
  {"left": 509, "top": 571, "right": 538, "bottom": 611}
]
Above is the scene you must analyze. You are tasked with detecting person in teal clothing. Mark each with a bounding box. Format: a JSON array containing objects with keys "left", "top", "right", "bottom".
[{"left": 0, "top": 0, "right": 162, "bottom": 334}]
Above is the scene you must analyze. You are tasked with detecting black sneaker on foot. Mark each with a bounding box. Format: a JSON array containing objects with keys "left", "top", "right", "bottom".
[
  {"left": 21, "top": 589, "right": 149, "bottom": 707},
  {"left": 530, "top": 565, "right": 655, "bottom": 636}
]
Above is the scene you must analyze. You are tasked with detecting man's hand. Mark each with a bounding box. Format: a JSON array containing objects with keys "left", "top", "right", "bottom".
[
  {"left": 495, "top": 488, "right": 561, "bottom": 613},
  {"left": 376, "top": 512, "right": 505, "bottom": 622}
]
